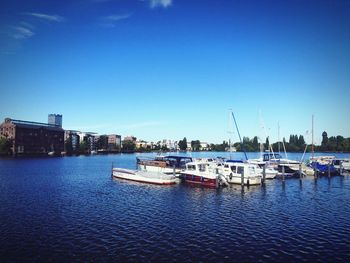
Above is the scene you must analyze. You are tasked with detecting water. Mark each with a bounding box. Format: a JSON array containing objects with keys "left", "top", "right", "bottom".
[{"left": 1, "top": 152, "right": 350, "bottom": 262}]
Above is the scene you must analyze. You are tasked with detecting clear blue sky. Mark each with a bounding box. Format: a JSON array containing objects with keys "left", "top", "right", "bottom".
[{"left": 1, "top": 0, "right": 349, "bottom": 144}]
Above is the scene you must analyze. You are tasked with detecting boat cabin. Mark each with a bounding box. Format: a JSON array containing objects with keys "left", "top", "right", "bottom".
[
  {"left": 137, "top": 155, "right": 192, "bottom": 169},
  {"left": 262, "top": 153, "right": 282, "bottom": 162}
]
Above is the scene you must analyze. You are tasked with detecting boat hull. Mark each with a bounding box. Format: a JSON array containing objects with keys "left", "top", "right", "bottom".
[
  {"left": 112, "top": 168, "right": 177, "bottom": 185},
  {"left": 226, "top": 176, "right": 261, "bottom": 185},
  {"left": 182, "top": 173, "right": 218, "bottom": 188}
]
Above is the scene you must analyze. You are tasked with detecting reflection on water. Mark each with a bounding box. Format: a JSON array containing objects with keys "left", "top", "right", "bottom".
[{"left": 1, "top": 153, "right": 350, "bottom": 262}]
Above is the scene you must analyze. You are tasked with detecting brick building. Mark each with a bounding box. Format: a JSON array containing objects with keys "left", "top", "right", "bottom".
[{"left": 0, "top": 118, "right": 64, "bottom": 156}]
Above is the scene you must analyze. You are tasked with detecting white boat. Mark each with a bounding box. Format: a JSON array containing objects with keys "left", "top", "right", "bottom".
[
  {"left": 247, "top": 160, "right": 278, "bottom": 179},
  {"left": 219, "top": 161, "right": 262, "bottom": 185},
  {"left": 137, "top": 155, "right": 192, "bottom": 175},
  {"left": 112, "top": 168, "right": 177, "bottom": 185},
  {"left": 181, "top": 160, "right": 228, "bottom": 188}
]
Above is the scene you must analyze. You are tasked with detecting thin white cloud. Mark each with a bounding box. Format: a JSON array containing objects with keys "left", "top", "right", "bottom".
[
  {"left": 99, "top": 13, "right": 132, "bottom": 28},
  {"left": 150, "top": 0, "right": 172, "bottom": 8},
  {"left": 24, "top": 12, "right": 65, "bottom": 22},
  {"left": 104, "top": 13, "right": 132, "bottom": 21},
  {"left": 11, "top": 26, "right": 35, "bottom": 39},
  {"left": 19, "top": 21, "right": 35, "bottom": 30}
]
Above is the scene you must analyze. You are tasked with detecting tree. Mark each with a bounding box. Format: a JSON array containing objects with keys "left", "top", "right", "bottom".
[
  {"left": 265, "top": 137, "right": 270, "bottom": 151},
  {"left": 252, "top": 136, "right": 259, "bottom": 151},
  {"left": 191, "top": 140, "right": 201, "bottom": 151},
  {"left": 297, "top": 135, "right": 305, "bottom": 146},
  {"left": 97, "top": 135, "right": 108, "bottom": 150},
  {"left": 0, "top": 138, "right": 12, "bottom": 155},
  {"left": 321, "top": 131, "right": 328, "bottom": 150},
  {"left": 161, "top": 145, "right": 169, "bottom": 152},
  {"left": 79, "top": 141, "right": 89, "bottom": 154},
  {"left": 122, "top": 140, "right": 136, "bottom": 153},
  {"left": 178, "top": 137, "right": 187, "bottom": 151},
  {"left": 65, "top": 138, "right": 73, "bottom": 155}
]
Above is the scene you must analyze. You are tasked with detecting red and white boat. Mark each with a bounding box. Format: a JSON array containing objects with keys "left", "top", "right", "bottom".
[
  {"left": 112, "top": 168, "right": 177, "bottom": 185},
  {"left": 180, "top": 160, "right": 228, "bottom": 188}
]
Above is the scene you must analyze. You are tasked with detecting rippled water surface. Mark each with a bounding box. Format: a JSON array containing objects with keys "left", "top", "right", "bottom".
[{"left": 1, "top": 152, "right": 350, "bottom": 262}]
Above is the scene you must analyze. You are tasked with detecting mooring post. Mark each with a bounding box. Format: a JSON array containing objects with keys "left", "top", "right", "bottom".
[
  {"left": 299, "top": 163, "right": 302, "bottom": 179},
  {"left": 282, "top": 165, "right": 285, "bottom": 182},
  {"left": 313, "top": 165, "right": 317, "bottom": 179},
  {"left": 262, "top": 165, "right": 266, "bottom": 185},
  {"left": 111, "top": 162, "right": 114, "bottom": 177},
  {"left": 340, "top": 162, "right": 343, "bottom": 176},
  {"left": 241, "top": 169, "right": 244, "bottom": 187},
  {"left": 328, "top": 163, "right": 331, "bottom": 178},
  {"left": 173, "top": 165, "right": 176, "bottom": 177}
]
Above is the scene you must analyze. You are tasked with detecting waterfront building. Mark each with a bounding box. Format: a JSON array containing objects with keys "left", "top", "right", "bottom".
[
  {"left": 77, "top": 132, "right": 97, "bottom": 153},
  {"left": 162, "top": 139, "right": 178, "bottom": 151},
  {"left": 200, "top": 142, "right": 209, "bottom": 151},
  {"left": 48, "top": 114, "right": 62, "bottom": 128},
  {"left": 108, "top": 134, "right": 121, "bottom": 150},
  {"left": 187, "top": 142, "right": 192, "bottom": 151},
  {"left": 0, "top": 118, "right": 64, "bottom": 155},
  {"left": 65, "top": 130, "right": 80, "bottom": 151}
]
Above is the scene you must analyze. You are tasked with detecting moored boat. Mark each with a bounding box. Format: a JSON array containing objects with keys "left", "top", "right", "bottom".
[
  {"left": 309, "top": 156, "right": 338, "bottom": 175},
  {"left": 137, "top": 155, "right": 192, "bottom": 175},
  {"left": 112, "top": 168, "right": 177, "bottom": 185},
  {"left": 220, "top": 161, "right": 262, "bottom": 185},
  {"left": 181, "top": 160, "right": 228, "bottom": 188}
]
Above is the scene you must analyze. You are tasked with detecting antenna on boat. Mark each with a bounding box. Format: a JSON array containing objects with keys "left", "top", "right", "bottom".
[{"left": 231, "top": 110, "right": 248, "bottom": 160}]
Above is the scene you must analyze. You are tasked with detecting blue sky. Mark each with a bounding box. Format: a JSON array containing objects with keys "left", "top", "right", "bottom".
[{"left": 1, "top": 0, "right": 349, "bottom": 144}]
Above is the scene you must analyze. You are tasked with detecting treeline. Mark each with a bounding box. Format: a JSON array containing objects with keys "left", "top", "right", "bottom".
[
  {"left": 233, "top": 134, "right": 307, "bottom": 152},
  {"left": 318, "top": 132, "right": 350, "bottom": 152},
  {"left": 232, "top": 132, "right": 350, "bottom": 153}
]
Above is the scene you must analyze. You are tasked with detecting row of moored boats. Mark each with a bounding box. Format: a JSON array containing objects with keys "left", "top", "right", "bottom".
[{"left": 112, "top": 153, "right": 350, "bottom": 188}]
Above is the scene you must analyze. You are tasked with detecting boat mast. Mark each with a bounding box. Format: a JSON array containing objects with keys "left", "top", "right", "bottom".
[
  {"left": 228, "top": 109, "right": 234, "bottom": 159},
  {"left": 278, "top": 121, "right": 281, "bottom": 154},
  {"left": 311, "top": 114, "right": 314, "bottom": 159},
  {"left": 231, "top": 111, "right": 248, "bottom": 160}
]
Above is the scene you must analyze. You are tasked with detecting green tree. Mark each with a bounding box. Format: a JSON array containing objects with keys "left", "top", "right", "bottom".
[
  {"left": 265, "top": 137, "right": 270, "bottom": 151},
  {"left": 122, "top": 140, "right": 136, "bottom": 153},
  {"left": 97, "top": 135, "right": 108, "bottom": 150},
  {"left": 191, "top": 140, "right": 201, "bottom": 151},
  {"left": 252, "top": 136, "right": 259, "bottom": 151},
  {"left": 65, "top": 138, "right": 73, "bottom": 155},
  {"left": 178, "top": 137, "right": 187, "bottom": 151},
  {"left": 79, "top": 141, "right": 89, "bottom": 154},
  {"left": 0, "top": 138, "right": 12, "bottom": 155}
]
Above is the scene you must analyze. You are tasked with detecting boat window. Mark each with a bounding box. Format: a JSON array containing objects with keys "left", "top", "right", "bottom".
[
  {"left": 224, "top": 164, "right": 229, "bottom": 168},
  {"left": 230, "top": 166, "right": 236, "bottom": 172},
  {"left": 187, "top": 165, "right": 196, "bottom": 171},
  {"left": 198, "top": 164, "right": 206, "bottom": 172},
  {"left": 237, "top": 166, "right": 244, "bottom": 174}
]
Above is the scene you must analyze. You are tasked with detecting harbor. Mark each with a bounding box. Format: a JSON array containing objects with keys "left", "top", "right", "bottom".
[{"left": 1, "top": 152, "right": 350, "bottom": 262}]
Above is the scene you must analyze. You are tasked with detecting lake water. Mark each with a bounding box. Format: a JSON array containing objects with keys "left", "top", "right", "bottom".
[{"left": 1, "top": 152, "right": 350, "bottom": 262}]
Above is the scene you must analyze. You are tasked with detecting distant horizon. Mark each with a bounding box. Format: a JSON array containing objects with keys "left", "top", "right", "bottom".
[
  {"left": 1, "top": 114, "right": 347, "bottom": 146},
  {"left": 1, "top": 0, "right": 349, "bottom": 144}
]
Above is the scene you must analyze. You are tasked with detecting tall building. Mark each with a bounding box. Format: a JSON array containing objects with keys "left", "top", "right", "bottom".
[
  {"left": 48, "top": 114, "right": 62, "bottom": 127},
  {"left": 108, "top": 134, "right": 121, "bottom": 150},
  {"left": 0, "top": 118, "right": 64, "bottom": 156}
]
